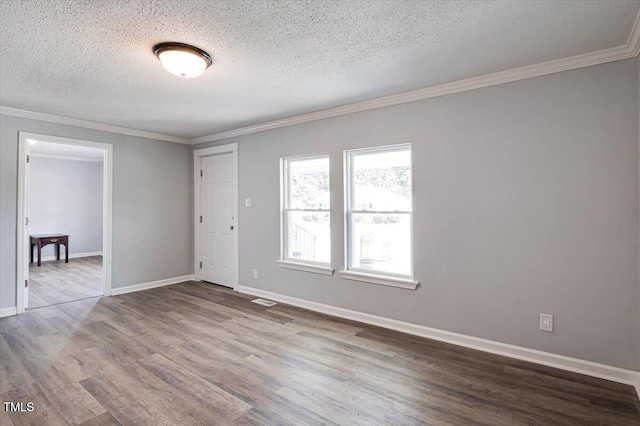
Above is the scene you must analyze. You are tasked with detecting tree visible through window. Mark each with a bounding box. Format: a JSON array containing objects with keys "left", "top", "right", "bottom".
[
  {"left": 281, "top": 155, "right": 330, "bottom": 265},
  {"left": 346, "top": 144, "right": 413, "bottom": 277}
]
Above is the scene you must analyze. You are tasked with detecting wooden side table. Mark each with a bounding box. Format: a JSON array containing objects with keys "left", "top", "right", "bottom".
[{"left": 30, "top": 234, "right": 69, "bottom": 267}]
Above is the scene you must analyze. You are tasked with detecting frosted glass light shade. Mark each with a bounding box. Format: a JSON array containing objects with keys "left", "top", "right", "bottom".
[{"left": 153, "top": 43, "right": 212, "bottom": 78}]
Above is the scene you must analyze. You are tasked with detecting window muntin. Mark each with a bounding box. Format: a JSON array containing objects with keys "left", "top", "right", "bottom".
[
  {"left": 346, "top": 145, "right": 413, "bottom": 278},
  {"left": 282, "top": 155, "right": 330, "bottom": 265}
]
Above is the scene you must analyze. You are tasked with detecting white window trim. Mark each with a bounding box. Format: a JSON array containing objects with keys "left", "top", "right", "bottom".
[
  {"left": 340, "top": 270, "right": 419, "bottom": 290},
  {"left": 277, "top": 260, "right": 335, "bottom": 275},
  {"left": 344, "top": 143, "right": 416, "bottom": 287},
  {"left": 279, "top": 153, "right": 332, "bottom": 272}
]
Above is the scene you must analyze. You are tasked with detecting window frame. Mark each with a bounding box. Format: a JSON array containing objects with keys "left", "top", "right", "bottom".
[
  {"left": 278, "top": 153, "right": 333, "bottom": 275},
  {"left": 343, "top": 143, "right": 417, "bottom": 287}
]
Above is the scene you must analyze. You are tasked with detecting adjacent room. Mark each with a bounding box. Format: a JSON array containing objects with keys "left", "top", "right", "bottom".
[
  {"left": 26, "top": 139, "right": 105, "bottom": 309},
  {"left": 1, "top": 1, "right": 640, "bottom": 425}
]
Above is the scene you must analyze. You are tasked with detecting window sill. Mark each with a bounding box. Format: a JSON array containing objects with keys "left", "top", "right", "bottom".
[
  {"left": 339, "top": 270, "right": 419, "bottom": 290},
  {"left": 276, "top": 260, "right": 335, "bottom": 276}
]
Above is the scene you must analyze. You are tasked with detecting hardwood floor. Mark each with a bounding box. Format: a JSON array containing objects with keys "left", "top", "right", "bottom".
[
  {"left": 28, "top": 256, "right": 103, "bottom": 310},
  {"left": 1, "top": 281, "right": 638, "bottom": 425}
]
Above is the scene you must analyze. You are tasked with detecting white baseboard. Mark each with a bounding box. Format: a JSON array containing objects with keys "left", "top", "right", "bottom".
[
  {"left": 111, "top": 274, "right": 194, "bottom": 296},
  {"left": 237, "top": 285, "right": 640, "bottom": 399},
  {"left": 0, "top": 307, "right": 17, "bottom": 318},
  {"left": 35, "top": 251, "right": 103, "bottom": 262}
]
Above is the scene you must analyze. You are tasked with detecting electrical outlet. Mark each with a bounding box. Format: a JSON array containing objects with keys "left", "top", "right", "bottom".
[
  {"left": 540, "top": 313, "right": 553, "bottom": 332},
  {"left": 245, "top": 198, "right": 252, "bottom": 207},
  {"left": 253, "top": 269, "right": 258, "bottom": 279}
]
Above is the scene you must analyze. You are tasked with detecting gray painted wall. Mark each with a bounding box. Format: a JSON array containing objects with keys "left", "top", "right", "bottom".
[
  {"left": 0, "top": 57, "right": 637, "bottom": 371},
  {"left": 193, "top": 58, "right": 640, "bottom": 370},
  {"left": 0, "top": 116, "right": 192, "bottom": 309},
  {"left": 29, "top": 157, "right": 103, "bottom": 257}
]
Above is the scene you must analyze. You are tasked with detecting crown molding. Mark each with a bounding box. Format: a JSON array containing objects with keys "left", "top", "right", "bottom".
[
  {"left": 2, "top": 10, "right": 639, "bottom": 147},
  {"left": 0, "top": 106, "right": 190, "bottom": 144},
  {"left": 191, "top": 11, "right": 640, "bottom": 145}
]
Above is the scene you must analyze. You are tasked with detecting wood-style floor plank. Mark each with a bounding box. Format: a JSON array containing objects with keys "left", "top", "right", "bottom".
[
  {"left": 28, "top": 256, "right": 103, "bottom": 310},
  {"left": 1, "top": 280, "right": 638, "bottom": 425}
]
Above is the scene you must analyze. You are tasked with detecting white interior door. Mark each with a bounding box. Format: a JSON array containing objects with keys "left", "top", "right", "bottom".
[{"left": 201, "top": 153, "right": 236, "bottom": 287}]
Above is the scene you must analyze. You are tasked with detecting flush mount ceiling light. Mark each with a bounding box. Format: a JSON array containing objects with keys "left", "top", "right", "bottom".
[{"left": 153, "top": 42, "right": 212, "bottom": 78}]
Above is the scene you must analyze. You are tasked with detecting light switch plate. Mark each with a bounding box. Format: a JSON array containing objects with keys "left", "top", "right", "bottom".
[{"left": 245, "top": 198, "right": 252, "bottom": 207}]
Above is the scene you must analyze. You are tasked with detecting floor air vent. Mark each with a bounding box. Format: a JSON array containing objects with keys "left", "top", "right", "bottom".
[{"left": 251, "top": 298, "right": 277, "bottom": 307}]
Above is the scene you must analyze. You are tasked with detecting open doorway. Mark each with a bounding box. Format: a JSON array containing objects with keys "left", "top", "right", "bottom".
[
  {"left": 28, "top": 141, "right": 104, "bottom": 308},
  {"left": 17, "top": 133, "right": 113, "bottom": 313}
]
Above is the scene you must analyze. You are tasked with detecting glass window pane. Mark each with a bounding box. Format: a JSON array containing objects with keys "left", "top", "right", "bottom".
[
  {"left": 350, "top": 213, "right": 410, "bottom": 276},
  {"left": 289, "top": 157, "right": 330, "bottom": 209},
  {"left": 352, "top": 149, "right": 411, "bottom": 211},
  {"left": 288, "top": 211, "right": 330, "bottom": 263}
]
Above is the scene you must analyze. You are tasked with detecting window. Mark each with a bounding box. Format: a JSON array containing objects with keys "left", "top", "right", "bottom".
[
  {"left": 344, "top": 144, "right": 416, "bottom": 288},
  {"left": 278, "top": 154, "right": 333, "bottom": 275}
]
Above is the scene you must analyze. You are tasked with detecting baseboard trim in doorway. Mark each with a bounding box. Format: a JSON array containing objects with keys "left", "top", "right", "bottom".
[
  {"left": 111, "top": 275, "right": 195, "bottom": 296},
  {"left": 0, "top": 307, "right": 17, "bottom": 318},
  {"left": 237, "top": 285, "right": 640, "bottom": 399},
  {"left": 36, "top": 251, "right": 103, "bottom": 263}
]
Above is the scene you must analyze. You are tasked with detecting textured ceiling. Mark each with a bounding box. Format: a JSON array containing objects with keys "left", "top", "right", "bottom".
[{"left": 1, "top": 0, "right": 639, "bottom": 139}]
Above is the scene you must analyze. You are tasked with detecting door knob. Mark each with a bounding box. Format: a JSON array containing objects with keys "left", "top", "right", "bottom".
[{"left": 230, "top": 226, "right": 234, "bottom": 230}]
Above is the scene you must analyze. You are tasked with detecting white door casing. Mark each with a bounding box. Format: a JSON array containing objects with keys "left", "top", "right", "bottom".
[
  {"left": 194, "top": 144, "right": 239, "bottom": 289},
  {"left": 23, "top": 145, "right": 31, "bottom": 310},
  {"left": 16, "top": 132, "right": 113, "bottom": 314}
]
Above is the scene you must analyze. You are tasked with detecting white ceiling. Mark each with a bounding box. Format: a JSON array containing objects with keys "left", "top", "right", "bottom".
[
  {"left": 1, "top": 1, "right": 639, "bottom": 140},
  {"left": 29, "top": 140, "right": 104, "bottom": 162}
]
